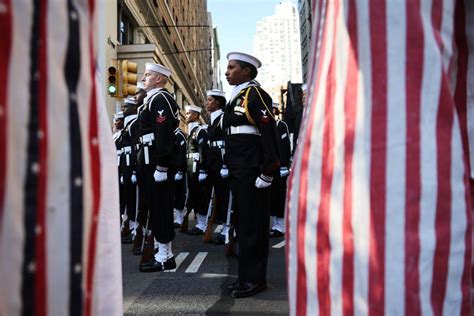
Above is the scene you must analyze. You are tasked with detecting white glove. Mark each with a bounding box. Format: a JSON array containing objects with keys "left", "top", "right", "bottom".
[
  {"left": 220, "top": 165, "right": 229, "bottom": 179},
  {"left": 131, "top": 173, "right": 137, "bottom": 184},
  {"left": 120, "top": 175, "right": 124, "bottom": 184},
  {"left": 153, "top": 166, "right": 168, "bottom": 183},
  {"left": 198, "top": 171, "right": 207, "bottom": 182},
  {"left": 174, "top": 171, "right": 183, "bottom": 181},
  {"left": 280, "top": 167, "right": 290, "bottom": 177},
  {"left": 255, "top": 174, "right": 273, "bottom": 189}
]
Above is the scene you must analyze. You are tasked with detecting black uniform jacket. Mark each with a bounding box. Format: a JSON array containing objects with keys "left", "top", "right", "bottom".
[
  {"left": 187, "top": 124, "right": 209, "bottom": 174},
  {"left": 207, "top": 111, "right": 226, "bottom": 173},
  {"left": 174, "top": 128, "right": 187, "bottom": 174},
  {"left": 276, "top": 120, "right": 291, "bottom": 169},
  {"left": 138, "top": 88, "right": 179, "bottom": 168},
  {"left": 223, "top": 81, "right": 280, "bottom": 175}
]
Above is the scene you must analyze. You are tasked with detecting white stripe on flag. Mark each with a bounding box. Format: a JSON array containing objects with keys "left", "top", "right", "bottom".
[
  {"left": 352, "top": 0, "right": 371, "bottom": 314},
  {"left": 384, "top": 1, "right": 406, "bottom": 314},
  {"left": 419, "top": 0, "right": 440, "bottom": 314},
  {"left": 46, "top": 2, "right": 71, "bottom": 315}
]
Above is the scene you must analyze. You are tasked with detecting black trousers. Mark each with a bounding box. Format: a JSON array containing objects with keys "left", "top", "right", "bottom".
[
  {"left": 186, "top": 172, "right": 211, "bottom": 216},
  {"left": 229, "top": 167, "right": 270, "bottom": 285},
  {"left": 270, "top": 174, "right": 287, "bottom": 218},
  {"left": 142, "top": 164, "right": 175, "bottom": 243},
  {"left": 173, "top": 176, "right": 186, "bottom": 210},
  {"left": 122, "top": 167, "right": 137, "bottom": 222},
  {"left": 208, "top": 168, "right": 230, "bottom": 223},
  {"left": 136, "top": 163, "right": 149, "bottom": 227}
]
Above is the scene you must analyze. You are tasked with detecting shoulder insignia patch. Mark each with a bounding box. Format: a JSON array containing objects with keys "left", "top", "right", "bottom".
[
  {"left": 260, "top": 109, "right": 270, "bottom": 124},
  {"left": 156, "top": 110, "right": 167, "bottom": 123}
]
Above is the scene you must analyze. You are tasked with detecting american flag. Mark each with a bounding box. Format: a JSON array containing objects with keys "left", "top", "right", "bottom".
[
  {"left": 287, "top": 0, "right": 473, "bottom": 315},
  {"left": 0, "top": 1, "right": 122, "bottom": 315}
]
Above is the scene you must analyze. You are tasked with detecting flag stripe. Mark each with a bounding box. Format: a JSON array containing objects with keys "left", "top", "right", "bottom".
[
  {"left": 85, "top": 0, "right": 102, "bottom": 315},
  {"left": 0, "top": 0, "right": 12, "bottom": 231},
  {"left": 21, "top": 0, "right": 48, "bottom": 314},
  {"left": 368, "top": 0, "right": 387, "bottom": 313},
  {"left": 64, "top": 1, "right": 84, "bottom": 314},
  {"left": 342, "top": 1, "right": 358, "bottom": 314}
]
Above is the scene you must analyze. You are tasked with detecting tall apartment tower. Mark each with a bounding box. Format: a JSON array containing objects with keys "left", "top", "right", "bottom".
[
  {"left": 253, "top": 2, "right": 303, "bottom": 103},
  {"left": 298, "top": 0, "right": 312, "bottom": 83}
]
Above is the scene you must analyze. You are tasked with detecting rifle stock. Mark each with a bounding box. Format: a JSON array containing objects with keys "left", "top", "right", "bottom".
[
  {"left": 203, "top": 187, "right": 215, "bottom": 242},
  {"left": 140, "top": 233, "right": 155, "bottom": 264},
  {"left": 132, "top": 225, "right": 143, "bottom": 255}
]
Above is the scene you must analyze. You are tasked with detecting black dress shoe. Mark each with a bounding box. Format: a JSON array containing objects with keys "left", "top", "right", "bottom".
[
  {"left": 227, "top": 280, "right": 242, "bottom": 291},
  {"left": 269, "top": 229, "right": 284, "bottom": 238},
  {"left": 187, "top": 227, "right": 204, "bottom": 236},
  {"left": 210, "top": 234, "right": 225, "bottom": 245},
  {"left": 139, "top": 257, "right": 176, "bottom": 272},
  {"left": 231, "top": 282, "right": 267, "bottom": 298}
]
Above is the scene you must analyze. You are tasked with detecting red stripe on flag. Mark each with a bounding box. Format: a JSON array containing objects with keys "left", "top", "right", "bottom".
[
  {"left": 85, "top": 1, "right": 101, "bottom": 315},
  {"left": 36, "top": 1, "right": 49, "bottom": 315},
  {"left": 342, "top": 1, "right": 358, "bottom": 314},
  {"left": 430, "top": 78, "right": 453, "bottom": 316},
  {"left": 0, "top": 0, "right": 12, "bottom": 230},
  {"left": 368, "top": 0, "right": 388, "bottom": 314},
  {"left": 404, "top": 1, "right": 423, "bottom": 314}
]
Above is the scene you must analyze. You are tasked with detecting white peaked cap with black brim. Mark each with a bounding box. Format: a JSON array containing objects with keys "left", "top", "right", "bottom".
[
  {"left": 123, "top": 97, "right": 136, "bottom": 106},
  {"left": 114, "top": 111, "right": 124, "bottom": 120},
  {"left": 226, "top": 52, "right": 262, "bottom": 69},
  {"left": 206, "top": 89, "right": 226, "bottom": 98},
  {"left": 185, "top": 105, "right": 202, "bottom": 114},
  {"left": 145, "top": 63, "right": 172, "bottom": 77}
]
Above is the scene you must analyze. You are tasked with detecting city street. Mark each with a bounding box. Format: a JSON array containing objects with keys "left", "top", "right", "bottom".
[{"left": 122, "top": 219, "right": 289, "bottom": 315}]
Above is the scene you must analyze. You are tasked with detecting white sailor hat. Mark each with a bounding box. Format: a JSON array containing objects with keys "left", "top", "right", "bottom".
[
  {"left": 123, "top": 97, "right": 136, "bottom": 106},
  {"left": 184, "top": 105, "right": 202, "bottom": 114},
  {"left": 226, "top": 52, "right": 262, "bottom": 69},
  {"left": 114, "top": 111, "right": 124, "bottom": 120},
  {"left": 206, "top": 89, "right": 226, "bottom": 98},
  {"left": 272, "top": 102, "right": 279, "bottom": 109},
  {"left": 136, "top": 82, "right": 145, "bottom": 91},
  {"left": 145, "top": 62, "right": 172, "bottom": 77},
  {"left": 301, "top": 83, "right": 308, "bottom": 92}
]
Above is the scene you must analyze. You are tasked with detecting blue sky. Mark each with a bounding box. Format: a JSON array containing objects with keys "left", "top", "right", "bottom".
[{"left": 207, "top": 0, "right": 298, "bottom": 94}]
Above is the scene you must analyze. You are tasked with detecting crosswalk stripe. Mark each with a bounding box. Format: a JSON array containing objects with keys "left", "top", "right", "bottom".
[
  {"left": 272, "top": 241, "right": 285, "bottom": 248},
  {"left": 185, "top": 252, "right": 208, "bottom": 273},
  {"left": 165, "top": 252, "right": 189, "bottom": 273}
]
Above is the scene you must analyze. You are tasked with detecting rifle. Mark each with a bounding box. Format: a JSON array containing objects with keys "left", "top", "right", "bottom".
[
  {"left": 121, "top": 208, "right": 132, "bottom": 244},
  {"left": 203, "top": 187, "right": 216, "bottom": 242},
  {"left": 132, "top": 184, "right": 143, "bottom": 255},
  {"left": 224, "top": 192, "right": 235, "bottom": 256},
  {"left": 179, "top": 177, "right": 191, "bottom": 233},
  {"left": 140, "top": 210, "right": 155, "bottom": 264}
]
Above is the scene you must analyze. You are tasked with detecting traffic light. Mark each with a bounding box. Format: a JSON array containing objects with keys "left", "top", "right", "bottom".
[
  {"left": 107, "top": 64, "right": 118, "bottom": 96},
  {"left": 121, "top": 60, "right": 138, "bottom": 97}
]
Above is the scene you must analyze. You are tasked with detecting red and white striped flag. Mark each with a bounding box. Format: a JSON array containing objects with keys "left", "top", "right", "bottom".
[
  {"left": 0, "top": 1, "right": 122, "bottom": 315},
  {"left": 287, "top": 0, "right": 473, "bottom": 315}
]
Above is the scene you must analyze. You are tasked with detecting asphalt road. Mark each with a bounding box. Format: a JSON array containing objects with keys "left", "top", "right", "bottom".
[{"left": 122, "top": 220, "right": 288, "bottom": 315}]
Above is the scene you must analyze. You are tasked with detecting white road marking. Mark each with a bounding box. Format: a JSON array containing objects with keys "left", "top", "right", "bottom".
[
  {"left": 272, "top": 240, "right": 285, "bottom": 248},
  {"left": 165, "top": 252, "right": 189, "bottom": 272},
  {"left": 185, "top": 252, "right": 207, "bottom": 273}
]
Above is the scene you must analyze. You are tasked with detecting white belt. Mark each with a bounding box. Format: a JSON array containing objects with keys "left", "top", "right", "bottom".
[
  {"left": 116, "top": 149, "right": 123, "bottom": 156},
  {"left": 187, "top": 153, "right": 200, "bottom": 160},
  {"left": 140, "top": 132, "right": 155, "bottom": 145},
  {"left": 229, "top": 125, "right": 260, "bottom": 135},
  {"left": 211, "top": 140, "right": 225, "bottom": 148}
]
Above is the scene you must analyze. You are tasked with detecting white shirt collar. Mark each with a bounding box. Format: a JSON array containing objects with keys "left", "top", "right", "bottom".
[
  {"left": 230, "top": 81, "right": 251, "bottom": 102},
  {"left": 144, "top": 87, "right": 163, "bottom": 104},
  {"left": 188, "top": 122, "right": 199, "bottom": 133},
  {"left": 210, "top": 109, "right": 223, "bottom": 125}
]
